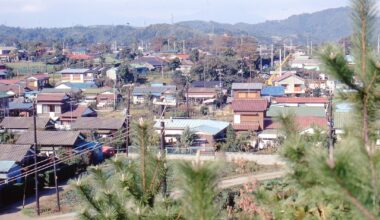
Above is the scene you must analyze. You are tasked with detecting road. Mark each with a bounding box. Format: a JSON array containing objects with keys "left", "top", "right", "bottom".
[{"left": 0, "top": 170, "right": 286, "bottom": 220}]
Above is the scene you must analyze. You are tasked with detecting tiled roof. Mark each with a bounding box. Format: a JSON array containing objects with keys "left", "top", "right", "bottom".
[
  {"left": 67, "top": 54, "right": 93, "bottom": 60},
  {"left": 37, "top": 93, "right": 68, "bottom": 102},
  {"left": 231, "top": 83, "right": 263, "bottom": 90},
  {"left": 267, "top": 106, "right": 326, "bottom": 117},
  {"left": 71, "top": 117, "right": 125, "bottom": 130},
  {"left": 232, "top": 99, "right": 268, "bottom": 112},
  {"left": 261, "top": 86, "right": 285, "bottom": 97},
  {"left": 154, "top": 119, "right": 229, "bottom": 136},
  {"left": 273, "top": 97, "right": 328, "bottom": 104},
  {"left": 26, "top": 73, "right": 49, "bottom": 80},
  {"left": 0, "top": 144, "right": 32, "bottom": 162},
  {"left": 264, "top": 116, "right": 327, "bottom": 130},
  {"left": 232, "top": 123, "right": 260, "bottom": 131},
  {"left": 134, "top": 56, "right": 165, "bottom": 66},
  {"left": 0, "top": 79, "right": 21, "bottom": 85},
  {"left": 16, "top": 131, "right": 82, "bottom": 146},
  {"left": 0, "top": 117, "right": 53, "bottom": 129},
  {"left": 60, "top": 105, "right": 96, "bottom": 119}
]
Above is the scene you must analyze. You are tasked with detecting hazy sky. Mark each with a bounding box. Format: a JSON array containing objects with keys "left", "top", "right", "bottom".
[{"left": 0, "top": 0, "right": 348, "bottom": 27}]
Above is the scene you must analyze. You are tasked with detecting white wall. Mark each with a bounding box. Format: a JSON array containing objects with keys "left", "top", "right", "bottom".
[{"left": 233, "top": 114, "right": 241, "bottom": 124}]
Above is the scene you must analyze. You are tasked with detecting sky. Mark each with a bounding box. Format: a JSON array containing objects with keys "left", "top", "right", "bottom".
[{"left": 0, "top": 0, "right": 348, "bottom": 28}]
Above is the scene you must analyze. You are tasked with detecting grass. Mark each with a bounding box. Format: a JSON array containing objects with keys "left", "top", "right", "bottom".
[{"left": 6, "top": 62, "right": 61, "bottom": 74}]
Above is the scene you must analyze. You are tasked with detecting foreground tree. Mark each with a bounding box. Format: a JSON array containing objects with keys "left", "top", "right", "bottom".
[
  {"left": 72, "top": 121, "right": 173, "bottom": 219},
  {"left": 236, "top": 1, "right": 380, "bottom": 219}
]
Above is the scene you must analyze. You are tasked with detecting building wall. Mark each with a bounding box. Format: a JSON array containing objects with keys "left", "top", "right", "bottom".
[
  {"left": 61, "top": 74, "right": 84, "bottom": 83},
  {"left": 233, "top": 90, "right": 261, "bottom": 100},
  {"left": 275, "top": 76, "right": 305, "bottom": 94},
  {"left": 235, "top": 112, "right": 264, "bottom": 130}
]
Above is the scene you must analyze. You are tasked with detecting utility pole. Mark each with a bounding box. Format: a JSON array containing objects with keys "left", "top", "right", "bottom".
[
  {"left": 328, "top": 93, "right": 335, "bottom": 162},
  {"left": 377, "top": 35, "right": 380, "bottom": 54},
  {"left": 310, "top": 41, "right": 313, "bottom": 57},
  {"left": 271, "top": 44, "right": 274, "bottom": 68},
  {"left": 186, "top": 82, "right": 190, "bottom": 118},
  {"left": 33, "top": 101, "right": 40, "bottom": 216},
  {"left": 125, "top": 85, "right": 131, "bottom": 156},
  {"left": 279, "top": 49, "right": 282, "bottom": 76},
  {"left": 52, "top": 146, "right": 60, "bottom": 211},
  {"left": 160, "top": 121, "right": 167, "bottom": 196},
  {"left": 259, "top": 45, "right": 262, "bottom": 72}
]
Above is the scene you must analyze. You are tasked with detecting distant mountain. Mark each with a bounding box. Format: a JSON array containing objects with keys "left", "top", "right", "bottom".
[
  {"left": 0, "top": 7, "right": 366, "bottom": 46},
  {"left": 177, "top": 7, "right": 353, "bottom": 43}
]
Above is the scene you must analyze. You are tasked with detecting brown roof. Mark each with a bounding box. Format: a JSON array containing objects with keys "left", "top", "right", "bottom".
[
  {"left": 37, "top": 93, "right": 68, "bottom": 102},
  {"left": 273, "top": 97, "right": 328, "bottom": 104},
  {"left": 265, "top": 116, "right": 327, "bottom": 130},
  {"left": 26, "top": 73, "right": 49, "bottom": 80},
  {"left": 16, "top": 131, "right": 82, "bottom": 146},
  {"left": 232, "top": 123, "right": 260, "bottom": 131},
  {"left": 0, "top": 144, "right": 33, "bottom": 162},
  {"left": 71, "top": 117, "right": 125, "bottom": 130},
  {"left": 60, "top": 105, "right": 96, "bottom": 120},
  {"left": 0, "top": 117, "right": 53, "bottom": 129},
  {"left": 232, "top": 99, "right": 268, "bottom": 112}
]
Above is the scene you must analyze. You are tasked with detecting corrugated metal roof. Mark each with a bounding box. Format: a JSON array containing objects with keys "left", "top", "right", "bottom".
[
  {"left": 231, "top": 83, "right": 263, "bottom": 90},
  {"left": 0, "top": 144, "right": 32, "bottom": 162},
  {"left": 267, "top": 106, "right": 326, "bottom": 117},
  {"left": 154, "top": 119, "right": 229, "bottom": 135},
  {"left": 133, "top": 86, "right": 176, "bottom": 96},
  {"left": 261, "top": 86, "right": 285, "bottom": 97},
  {"left": 0, "top": 160, "right": 16, "bottom": 173},
  {"left": 58, "top": 68, "right": 90, "bottom": 74}
]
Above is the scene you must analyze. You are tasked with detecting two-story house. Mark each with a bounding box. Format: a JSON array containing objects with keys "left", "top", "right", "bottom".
[
  {"left": 58, "top": 68, "right": 95, "bottom": 83},
  {"left": 36, "top": 92, "right": 70, "bottom": 118},
  {"left": 231, "top": 83, "right": 263, "bottom": 99},
  {"left": 273, "top": 73, "right": 305, "bottom": 96},
  {"left": 232, "top": 99, "right": 268, "bottom": 132},
  {"left": 25, "top": 73, "right": 50, "bottom": 90}
]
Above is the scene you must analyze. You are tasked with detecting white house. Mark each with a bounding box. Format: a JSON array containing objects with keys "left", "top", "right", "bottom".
[
  {"left": 273, "top": 73, "right": 306, "bottom": 95},
  {"left": 106, "top": 67, "right": 119, "bottom": 81}
]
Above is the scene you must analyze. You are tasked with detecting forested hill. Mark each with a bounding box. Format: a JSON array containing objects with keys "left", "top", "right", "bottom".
[{"left": 0, "top": 7, "right": 362, "bottom": 45}]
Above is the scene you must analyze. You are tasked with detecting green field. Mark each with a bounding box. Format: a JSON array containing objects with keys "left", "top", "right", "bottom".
[{"left": 6, "top": 62, "right": 62, "bottom": 75}]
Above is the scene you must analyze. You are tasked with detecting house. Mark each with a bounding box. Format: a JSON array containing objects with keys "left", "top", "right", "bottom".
[
  {"left": 36, "top": 92, "right": 71, "bottom": 118},
  {"left": 55, "top": 82, "right": 97, "bottom": 90},
  {"left": 266, "top": 105, "right": 326, "bottom": 118},
  {"left": 261, "top": 86, "right": 285, "bottom": 97},
  {"left": 71, "top": 117, "right": 125, "bottom": 137},
  {"left": 0, "top": 144, "right": 34, "bottom": 165},
  {"left": 260, "top": 116, "right": 328, "bottom": 148},
  {"left": 0, "top": 46, "right": 17, "bottom": 62},
  {"left": 8, "top": 98, "right": 33, "bottom": 117},
  {"left": 232, "top": 99, "right": 268, "bottom": 131},
  {"left": 82, "top": 87, "right": 113, "bottom": 104},
  {"left": 178, "top": 60, "right": 194, "bottom": 73},
  {"left": 106, "top": 67, "right": 119, "bottom": 81},
  {"left": 58, "top": 68, "right": 95, "bottom": 83},
  {"left": 96, "top": 89, "right": 120, "bottom": 109},
  {"left": 132, "top": 85, "right": 176, "bottom": 105},
  {"left": 59, "top": 104, "right": 97, "bottom": 126},
  {"left": 272, "top": 97, "right": 328, "bottom": 107},
  {"left": 187, "top": 87, "right": 219, "bottom": 103},
  {"left": 0, "top": 82, "right": 27, "bottom": 97},
  {"left": 16, "top": 131, "right": 85, "bottom": 151},
  {"left": 25, "top": 73, "right": 50, "bottom": 90},
  {"left": 273, "top": 73, "right": 306, "bottom": 95},
  {"left": 231, "top": 83, "right": 263, "bottom": 100},
  {"left": 191, "top": 81, "right": 222, "bottom": 88},
  {"left": 0, "top": 117, "right": 55, "bottom": 133},
  {"left": 153, "top": 119, "right": 229, "bottom": 147},
  {"left": 132, "top": 56, "right": 166, "bottom": 70}
]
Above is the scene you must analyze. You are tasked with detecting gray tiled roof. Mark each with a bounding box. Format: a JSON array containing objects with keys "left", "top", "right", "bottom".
[
  {"left": 0, "top": 117, "right": 54, "bottom": 130},
  {"left": 16, "top": 131, "right": 82, "bottom": 146},
  {"left": 231, "top": 83, "right": 263, "bottom": 90},
  {"left": 0, "top": 144, "right": 32, "bottom": 162},
  {"left": 71, "top": 117, "right": 125, "bottom": 130}
]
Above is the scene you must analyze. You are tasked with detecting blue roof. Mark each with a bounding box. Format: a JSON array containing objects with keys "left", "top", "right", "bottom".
[
  {"left": 154, "top": 119, "right": 229, "bottom": 135},
  {"left": 58, "top": 82, "right": 97, "bottom": 90},
  {"left": 9, "top": 101, "right": 33, "bottom": 110},
  {"left": 0, "top": 160, "right": 16, "bottom": 173},
  {"left": 261, "top": 86, "right": 285, "bottom": 97}
]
